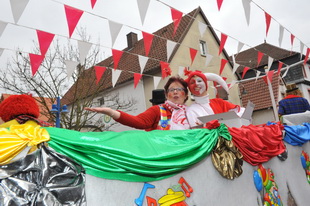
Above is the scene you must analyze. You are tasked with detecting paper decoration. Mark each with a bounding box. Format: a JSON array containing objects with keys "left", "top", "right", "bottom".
[
  {"left": 255, "top": 71, "right": 261, "bottom": 82},
  {"left": 300, "top": 42, "right": 305, "bottom": 60},
  {"left": 112, "top": 49, "right": 123, "bottom": 70},
  {"left": 205, "top": 54, "right": 213, "bottom": 66},
  {"left": 137, "top": 0, "right": 151, "bottom": 25},
  {"left": 264, "top": 12, "right": 271, "bottom": 37},
  {"left": 278, "top": 25, "right": 284, "bottom": 47},
  {"left": 219, "top": 59, "right": 228, "bottom": 75},
  {"left": 242, "top": 0, "right": 251, "bottom": 26},
  {"left": 138, "top": 55, "right": 148, "bottom": 74},
  {"left": 257, "top": 51, "right": 264, "bottom": 67},
  {"left": 290, "top": 34, "right": 295, "bottom": 50},
  {"left": 29, "top": 53, "right": 44, "bottom": 76},
  {"left": 178, "top": 66, "right": 186, "bottom": 76},
  {"left": 217, "top": 0, "right": 224, "bottom": 11},
  {"left": 262, "top": 70, "right": 274, "bottom": 85},
  {"left": 282, "top": 67, "right": 289, "bottom": 78},
  {"left": 167, "top": 40, "right": 177, "bottom": 61},
  {"left": 266, "top": 56, "right": 273, "bottom": 72},
  {"left": 65, "top": 60, "right": 79, "bottom": 78},
  {"left": 108, "top": 20, "right": 123, "bottom": 47},
  {"left": 0, "top": 48, "right": 4, "bottom": 58},
  {"left": 277, "top": 62, "right": 283, "bottom": 75},
  {"left": 189, "top": 48, "right": 197, "bottom": 65},
  {"left": 171, "top": 8, "right": 183, "bottom": 36},
  {"left": 36, "top": 30, "right": 55, "bottom": 56},
  {"left": 232, "top": 62, "right": 240, "bottom": 74},
  {"left": 94, "top": 66, "right": 106, "bottom": 84},
  {"left": 112, "top": 69, "right": 122, "bottom": 87},
  {"left": 64, "top": 5, "right": 84, "bottom": 38},
  {"left": 241, "top": 67, "right": 250, "bottom": 79},
  {"left": 304, "top": 48, "right": 310, "bottom": 65},
  {"left": 134, "top": 73, "right": 143, "bottom": 88},
  {"left": 237, "top": 42, "right": 244, "bottom": 53},
  {"left": 229, "top": 80, "right": 236, "bottom": 89},
  {"left": 78, "top": 40, "right": 92, "bottom": 64},
  {"left": 142, "top": 31, "right": 154, "bottom": 56},
  {"left": 160, "top": 61, "right": 171, "bottom": 79},
  {"left": 198, "top": 21, "right": 207, "bottom": 37},
  {"left": 0, "top": 21, "right": 8, "bottom": 38},
  {"left": 90, "top": 0, "right": 97, "bottom": 9},
  {"left": 10, "top": 0, "right": 30, "bottom": 23},
  {"left": 153, "top": 76, "right": 161, "bottom": 89},
  {"left": 219, "top": 33, "right": 227, "bottom": 55}
]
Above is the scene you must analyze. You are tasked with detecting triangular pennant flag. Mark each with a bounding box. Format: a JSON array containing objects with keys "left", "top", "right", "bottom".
[
  {"left": 178, "top": 66, "right": 186, "bottom": 76},
  {"left": 217, "top": 0, "right": 224, "bottom": 11},
  {"left": 160, "top": 61, "right": 171, "bottom": 79},
  {"left": 78, "top": 40, "right": 92, "bottom": 64},
  {"left": 167, "top": 40, "right": 177, "bottom": 61},
  {"left": 205, "top": 54, "right": 213, "bottom": 66},
  {"left": 232, "top": 54, "right": 236, "bottom": 64},
  {"left": 278, "top": 25, "right": 284, "bottom": 47},
  {"left": 304, "top": 48, "right": 310, "bottom": 65},
  {"left": 277, "top": 61, "right": 283, "bottom": 75},
  {"left": 112, "top": 49, "right": 123, "bottom": 70},
  {"left": 300, "top": 42, "right": 305, "bottom": 60},
  {"left": 266, "top": 56, "right": 273, "bottom": 72},
  {"left": 0, "top": 48, "right": 4, "bottom": 58},
  {"left": 219, "top": 33, "right": 228, "bottom": 55},
  {"left": 171, "top": 8, "right": 183, "bottom": 36},
  {"left": 262, "top": 70, "right": 274, "bottom": 85},
  {"left": 94, "top": 66, "right": 106, "bottom": 84},
  {"left": 10, "top": 0, "right": 30, "bottom": 23},
  {"left": 134, "top": 73, "right": 143, "bottom": 88},
  {"left": 112, "top": 69, "right": 122, "bottom": 87},
  {"left": 90, "top": 0, "right": 97, "bottom": 9},
  {"left": 241, "top": 67, "right": 250, "bottom": 79},
  {"left": 142, "top": 31, "right": 154, "bottom": 56},
  {"left": 237, "top": 41, "right": 244, "bottom": 53},
  {"left": 257, "top": 51, "right": 264, "bottom": 67},
  {"left": 282, "top": 67, "right": 289, "bottom": 78},
  {"left": 242, "top": 0, "right": 251, "bottom": 26},
  {"left": 229, "top": 80, "right": 236, "bottom": 89},
  {"left": 65, "top": 60, "right": 79, "bottom": 78},
  {"left": 29, "top": 53, "right": 44, "bottom": 76},
  {"left": 262, "top": 75, "right": 268, "bottom": 85},
  {"left": 219, "top": 59, "right": 228, "bottom": 75},
  {"left": 198, "top": 21, "right": 207, "bottom": 37},
  {"left": 138, "top": 55, "right": 148, "bottom": 74},
  {"left": 137, "top": 0, "right": 151, "bottom": 25},
  {"left": 264, "top": 12, "right": 271, "bottom": 37},
  {"left": 255, "top": 71, "right": 261, "bottom": 82},
  {"left": 64, "top": 5, "right": 84, "bottom": 38},
  {"left": 108, "top": 20, "right": 123, "bottom": 47},
  {"left": 0, "top": 21, "right": 8, "bottom": 37},
  {"left": 232, "top": 62, "right": 240, "bottom": 74},
  {"left": 189, "top": 48, "right": 197, "bottom": 65},
  {"left": 36, "top": 30, "right": 55, "bottom": 56},
  {"left": 153, "top": 76, "right": 161, "bottom": 89},
  {"left": 290, "top": 34, "right": 295, "bottom": 51}
]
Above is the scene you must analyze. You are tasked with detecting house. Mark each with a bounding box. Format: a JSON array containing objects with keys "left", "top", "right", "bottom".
[
  {"left": 232, "top": 43, "right": 310, "bottom": 124},
  {"left": 63, "top": 7, "right": 242, "bottom": 131}
]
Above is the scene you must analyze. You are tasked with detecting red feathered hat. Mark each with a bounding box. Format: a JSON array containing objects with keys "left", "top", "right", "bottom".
[
  {"left": 183, "top": 68, "right": 208, "bottom": 85},
  {"left": 0, "top": 94, "right": 40, "bottom": 122}
]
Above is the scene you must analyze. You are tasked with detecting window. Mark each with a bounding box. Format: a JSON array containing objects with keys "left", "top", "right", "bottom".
[
  {"left": 199, "top": 40, "right": 207, "bottom": 56},
  {"left": 98, "top": 97, "right": 104, "bottom": 106}
]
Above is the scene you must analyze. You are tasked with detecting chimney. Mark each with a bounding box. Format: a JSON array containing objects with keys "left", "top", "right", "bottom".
[{"left": 126, "top": 32, "right": 138, "bottom": 49}]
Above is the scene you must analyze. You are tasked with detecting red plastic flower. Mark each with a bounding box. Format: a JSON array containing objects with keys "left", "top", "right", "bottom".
[{"left": 204, "top": 120, "right": 220, "bottom": 129}]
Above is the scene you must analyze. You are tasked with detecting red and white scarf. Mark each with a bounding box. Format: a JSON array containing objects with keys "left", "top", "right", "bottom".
[{"left": 164, "top": 100, "right": 189, "bottom": 130}]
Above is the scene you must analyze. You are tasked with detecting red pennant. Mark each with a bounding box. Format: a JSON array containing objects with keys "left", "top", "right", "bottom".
[
  {"left": 277, "top": 62, "right": 283, "bottom": 75},
  {"left": 219, "top": 59, "right": 228, "bottom": 75},
  {"left": 29, "top": 54, "right": 45, "bottom": 76},
  {"left": 112, "top": 49, "right": 123, "bottom": 70},
  {"left": 290, "top": 34, "right": 295, "bottom": 48},
  {"left": 160, "top": 61, "right": 171, "bottom": 79},
  {"left": 257, "top": 51, "right": 264, "bottom": 67},
  {"left": 171, "top": 8, "right": 183, "bottom": 36},
  {"left": 189, "top": 48, "right": 197, "bottom": 65},
  {"left": 262, "top": 70, "right": 275, "bottom": 85},
  {"left": 217, "top": 0, "right": 224, "bottom": 11},
  {"left": 304, "top": 48, "right": 310, "bottom": 65},
  {"left": 36, "top": 30, "right": 55, "bottom": 56},
  {"left": 64, "top": 5, "right": 84, "bottom": 37},
  {"left": 134, "top": 73, "right": 143, "bottom": 88},
  {"left": 142, "top": 31, "right": 154, "bottom": 56},
  {"left": 94, "top": 66, "right": 106, "bottom": 84},
  {"left": 219, "top": 33, "right": 227, "bottom": 55},
  {"left": 265, "top": 12, "right": 271, "bottom": 37},
  {"left": 222, "top": 77, "right": 227, "bottom": 81},
  {"left": 241, "top": 67, "right": 250, "bottom": 79},
  {"left": 91, "top": 0, "right": 97, "bottom": 9}
]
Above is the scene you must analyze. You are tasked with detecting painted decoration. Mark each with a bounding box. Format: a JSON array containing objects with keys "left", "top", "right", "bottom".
[{"left": 301, "top": 151, "right": 310, "bottom": 184}]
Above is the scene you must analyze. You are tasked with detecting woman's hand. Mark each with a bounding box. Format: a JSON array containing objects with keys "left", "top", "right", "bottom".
[{"left": 84, "top": 107, "right": 120, "bottom": 119}]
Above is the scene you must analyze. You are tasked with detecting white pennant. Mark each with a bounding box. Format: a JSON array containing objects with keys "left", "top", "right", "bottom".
[
  {"left": 138, "top": 55, "right": 148, "bottom": 74},
  {"left": 300, "top": 42, "right": 305, "bottom": 60},
  {"left": 198, "top": 21, "right": 207, "bottom": 38},
  {"left": 167, "top": 40, "right": 177, "bottom": 61},
  {"left": 0, "top": 48, "right": 4, "bottom": 58},
  {"left": 108, "top": 20, "right": 123, "bottom": 47},
  {"left": 10, "top": 0, "right": 30, "bottom": 23},
  {"left": 232, "top": 63, "right": 240, "bottom": 74},
  {"left": 237, "top": 42, "right": 244, "bottom": 53},
  {"left": 282, "top": 66, "right": 289, "bottom": 78},
  {"left": 78, "top": 40, "right": 92, "bottom": 64},
  {"left": 65, "top": 60, "right": 79, "bottom": 79},
  {"left": 232, "top": 54, "right": 236, "bottom": 64},
  {"left": 136, "top": 0, "right": 151, "bottom": 25},
  {"left": 255, "top": 71, "right": 261, "bottom": 82},
  {"left": 278, "top": 25, "right": 284, "bottom": 47},
  {"left": 153, "top": 76, "right": 161, "bottom": 89},
  {"left": 0, "top": 21, "right": 8, "bottom": 38},
  {"left": 266, "top": 56, "right": 273, "bottom": 72},
  {"left": 241, "top": 0, "right": 251, "bottom": 26},
  {"left": 229, "top": 80, "right": 236, "bottom": 89},
  {"left": 205, "top": 53, "right": 213, "bottom": 66},
  {"left": 178, "top": 66, "right": 186, "bottom": 76},
  {"left": 112, "top": 69, "right": 122, "bottom": 87}
]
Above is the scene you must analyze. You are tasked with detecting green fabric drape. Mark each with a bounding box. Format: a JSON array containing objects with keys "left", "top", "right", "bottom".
[{"left": 46, "top": 124, "right": 231, "bottom": 182}]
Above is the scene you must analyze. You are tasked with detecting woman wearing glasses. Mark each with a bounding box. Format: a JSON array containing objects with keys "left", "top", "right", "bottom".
[{"left": 84, "top": 76, "right": 190, "bottom": 131}]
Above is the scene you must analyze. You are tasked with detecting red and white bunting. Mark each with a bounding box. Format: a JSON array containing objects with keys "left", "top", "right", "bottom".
[
  {"left": 108, "top": 20, "right": 123, "bottom": 47},
  {"left": 290, "top": 34, "right": 295, "bottom": 51},
  {"left": 112, "top": 69, "right": 122, "bottom": 87},
  {"left": 142, "top": 31, "right": 154, "bottom": 56},
  {"left": 278, "top": 25, "right": 284, "bottom": 47},
  {"left": 94, "top": 66, "right": 106, "bottom": 84},
  {"left": 153, "top": 76, "right": 161, "bottom": 89},
  {"left": 90, "top": 0, "right": 97, "bottom": 9},
  {"left": 134, "top": 73, "right": 143, "bottom": 88},
  {"left": 219, "top": 59, "right": 228, "bottom": 75},
  {"left": 65, "top": 60, "right": 79, "bottom": 79},
  {"left": 282, "top": 66, "right": 289, "bottom": 78},
  {"left": 277, "top": 62, "right": 283, "bottom": 76},
  {"left": 29, "top": 53, "right": 44, "bottom": 76},
  {"left": 304, "top": 48, "right": 310, "bottom": 65},
  {"left": 136, "top": 0, "right": 151, "bottom": 25},
  {"left": 255, "top": 71, "right": 261, "bottom": 82},
  {"left": 189, "top": 48, "right": 197, "bottom": 65},
  {"left": 300, "top": 42, "right": 305, "bottom": 60},
  {"left": 0, "top": 21, "right": 8, "bottom": 37},
  {"left": 171, "top": 8, "right": 183, "bottom": 36},
  {"left": 266, "top": 56, "right": 274, "bottom": 72},
  {"left": 78, "top": 40, "right": 93, "bottom": 64},
  {"left": 160, "top": 61, "right": 171, "bottom": 79},
  {"left": 216, "top": 0, "right": 224, "bottom": 11},
  {"left": 36, "top": 30, "right": 55, "bottom": 56},
  {"left": 232, "top": 62, "right": 240, "bottom": 74},
  {"left": 205, "top": 54, "right": 213, "bottom": 67},
  {"left": 64, "top": 5, "right": 84, "bottom": 38},
  {"left": 241, "top": 66, "right": 250, "bottom": 79},
  {"left": 237, "top": 42, "right": 244, "bottom": 54},
  {"left": 264, "top": 12, "right": 271, "bottom": 37},
  {"left": 138, "top": 55, "right": 148, "bottom": 74},
  {"left": 198, "top": 21, "right": 207, "bottom": 38},
  {"left": 112, "top": 49, "right": 123, "bottom": 70},
  {"left": 257, "top": 51, "right": 264, "bottom": 67},
  {"left": 167, "top": 40, "right": 177, "bottom": 61},
  {"left": 219, "top": 33, "right": 227, "bottom": 55},
  {"left": 241, "top": 0, "right": 251, "bottom": 26},
  {"left": 10, "top": 0, "right": 30, "bottom": 23}
]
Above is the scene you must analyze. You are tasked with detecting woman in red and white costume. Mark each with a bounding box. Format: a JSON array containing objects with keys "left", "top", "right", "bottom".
[
  {"left": 85, "top": 76, "right": 190, "bottom": 131},
  {"left": 184, "top": 70, "right": 244, "bottom": 128}
]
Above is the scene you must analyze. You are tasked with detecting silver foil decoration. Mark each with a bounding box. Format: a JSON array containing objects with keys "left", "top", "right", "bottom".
[{"left": 0, "top": 144, "right": 86, "bottom": 206}]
